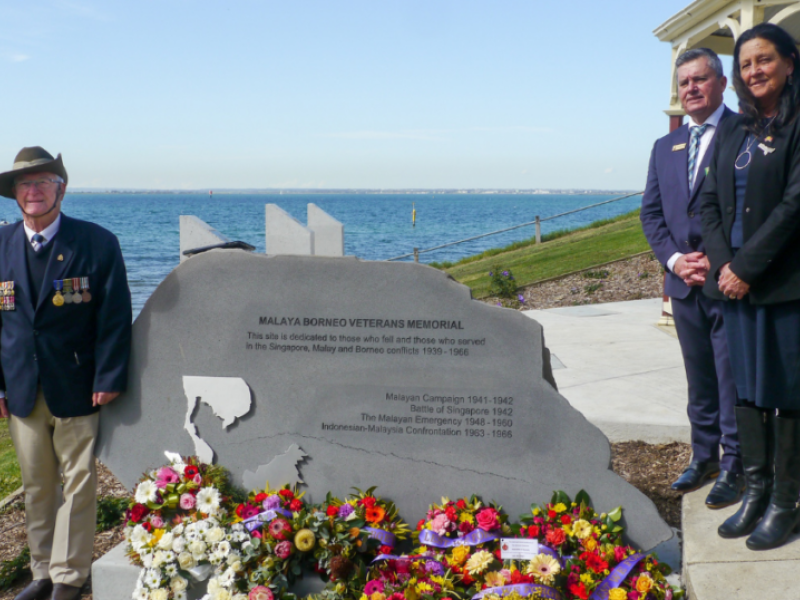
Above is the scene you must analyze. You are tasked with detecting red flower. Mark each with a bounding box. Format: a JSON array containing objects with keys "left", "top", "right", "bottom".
[
  {"left": 461, "top": 572, "right": 474, "bottom": 586},
  {"left": 459, "top": 521, "right": 474, "bottom": 534},
  {"left": 235, "top": 504, "right": 246, "bottom": 518},
  {"left": 581, "top": 552, "right": 608, "bottom": 574},
  {"left": 360, "top": 496, "right": 377, "bottom": 509},
  {"left": 548, "top": 510, "right": 557, "bottom": 519},
  {"left": 510, "top": 570, "right": 523, "bottom": 584},
  {"left": 456, "top": 499, "right": 467, "bottom": 510},
  {"left": 184, "top": 465, "right": 199, "bottom": 478},
  {"left": 567, "top": 582, "right": 589, "bottom": 600},
  {"left": 545, "top": 528, "right": 566, "bottom": 546},
  {"left": 254, "top": 493, "right": 268, "bottom": 503},
  {"left": 129, "top": 504, "right": 149, "bottom": 523},
  {"left": 278, "top": 489, "right": 294, "bottom": 499},
  {"left": 475, "top": 507, "right": 500, "bottom": 531},
  {"left": 242, "top": 503, "right": 260, "bottom": 519},
  {"left": 493, "top": 548, "right": 502, "bottom": 560},
  {"left": 445, "top": 506, "right": 458, "bottom": 521},
  {"left": 560, "top": 515, "right": 572, "bottom": 525},
  {"left": 416, "top": 519, "right": 426, "bottom": 531},
  {"left": 327, "top": 505, "right": 339, "bottom": 517},
  {"left": 142, "top": 522, "right": 152, "bottom": 532},
  {"left": 527, "top": 525, "right": 540, "bottom": 538},
  {"left": 289, "top": 499, "right": 303, "bottom": 512},
  {"left": 379, "top": 545, "right": 394, "bottom": 555}
]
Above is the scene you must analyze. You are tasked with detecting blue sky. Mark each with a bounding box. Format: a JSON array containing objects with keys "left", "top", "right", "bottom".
[{"left": 0, "top": 1, "right": 737, "bottom": 190}]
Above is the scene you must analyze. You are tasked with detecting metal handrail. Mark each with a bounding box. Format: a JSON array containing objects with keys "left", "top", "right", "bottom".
[{"left": 385, "top": 191, "right": 643, "bottom": 262}]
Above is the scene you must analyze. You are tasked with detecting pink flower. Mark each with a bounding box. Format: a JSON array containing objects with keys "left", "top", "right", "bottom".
[
  {"left": 614, "top": 546, "right": 628, "bottom": 563},
  {"left": 252, "top": 530, "right": 262, "bottom": 539},
  {"left": 430, "top": 514, "right": 450, "bottom": 535},
  {"left": 499, "top": 569, "right": 512, "bottom": 583},
  {"left": 155, "top": 467, "right": 181, "bottom": 489},
  {"left": 241, "top": 504, "right": 260, "bottom": 519},
  {"left": 364, "top": 581, "right": 384, "bottom": 595},
  {"left": 627, "top": 592, "right": 638, "bottom": 600},
  {"left": 249, "top": 586, "right": 274, "bottom": 600},
  {"left": 149, "top": 515, "right": 164, "bottom": 528},
  {"left": 193, "top": 474, "right": 202, "bottom": 484},
  {"left": 269, "top": 518, "right": 292, "bottom": 540},
  {"left": 275, "top": 540, "right": 292, "bottom": 559},
  {"left": 475, "top": 508, "right": 500, "bottom": 531},
  {"left": 179, "top": 494, "right": 196, "bottom": 510}
]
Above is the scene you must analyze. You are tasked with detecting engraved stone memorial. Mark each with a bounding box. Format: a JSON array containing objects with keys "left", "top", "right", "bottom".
[{"left": 96, "top": 250, "right": 671, "bottom": 551}]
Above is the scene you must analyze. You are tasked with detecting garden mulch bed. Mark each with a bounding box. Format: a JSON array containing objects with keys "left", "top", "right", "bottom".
[{"left": 0, "top": 443, "right": 691, "bottom": 599}]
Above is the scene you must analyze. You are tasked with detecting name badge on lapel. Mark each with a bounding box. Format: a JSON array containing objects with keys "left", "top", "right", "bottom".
[{"left": 672, "top": 143, "right": 687, "bottom": 151}]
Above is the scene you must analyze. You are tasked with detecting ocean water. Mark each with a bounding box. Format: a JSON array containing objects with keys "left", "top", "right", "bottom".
[{"left": 0, "top": 193, "right": 642, "bottom": 317}]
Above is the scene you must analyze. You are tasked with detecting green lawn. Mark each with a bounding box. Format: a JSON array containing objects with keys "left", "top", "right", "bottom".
[
  {"left": 441, "top": 209, "right": 651, "bottom": 298},
  {"left": 0, "top": 419, "right": 21, "bottom": 500}
]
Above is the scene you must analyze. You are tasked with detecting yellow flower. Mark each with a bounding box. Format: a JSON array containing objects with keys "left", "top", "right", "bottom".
[
  {"left": 608, "top": 589, "right": 627, "bottom": 600},
  {"left": 562, "top": 524, "right": 573, "bottom": 536},
  {"left": 360, "top": 595, "right": 369, "bottom": 600},
  {"left": 553, "top": 503, "right": 567, "bottom": 513},
  {"left": 526, "top": 554, "right": 560, "bottom": 584},
  {"left": 370, "top": 593, "right": 385, "bottom": 600},
  {"left": 583, "top": 537, "right": 598, "bottom": 552},
  {"left": 449, "top": 546, "right": 471, "bottom": 566},
  {"left": 635, "top": 574, "right": 654, "bottom": 594},
  {"left": 294, "top": 529, "right": 316, "bottom": 552},
  {"left": 532, "top": 508, "right": 541, "bottom": 516},
  {"left": 483, "top": 572, "right": 505, "bottom": 587},
  {"left": 459, "top": 512, "right": 475, "bottom": 524},
  {"left": 415, "top": 583, "right": 433, "bottom": 594},
  {"left": 465, "top": 550, "right": 494, "bottom": 575},
  {"left": 572, "top": 519, "right": 592, "bottom": 540},
  {"left": 149, "top": 529, "right": 165, "bottom": 548},
  {"left": 580, "top": 573, "right": 594, "bottom": 585}
]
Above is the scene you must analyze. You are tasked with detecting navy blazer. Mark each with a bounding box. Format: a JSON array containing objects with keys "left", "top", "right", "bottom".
[
  {"left": 641, "top": 106, "right": 734, "bottom": 300},
  {"left": 700, "top": 113, "right": 800, "bottom": 305},
  {"left": 0, "top": 214, "right": 132, "bottom": 418}
]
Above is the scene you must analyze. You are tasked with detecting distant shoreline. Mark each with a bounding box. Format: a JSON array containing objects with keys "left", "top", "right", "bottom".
[{"left": 67, "top": 188, "right": 638, "bottom": 196}]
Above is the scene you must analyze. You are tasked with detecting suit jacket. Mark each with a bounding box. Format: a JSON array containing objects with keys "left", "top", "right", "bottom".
[
  {"left": 641, "top": 106, "right": 734, "bottom": 300},
  {"left": 700, "top": 113, "right": 800, "bottom": 305},
  {"left": 0, "top": 214, "right": 132, "bottom": 418}
]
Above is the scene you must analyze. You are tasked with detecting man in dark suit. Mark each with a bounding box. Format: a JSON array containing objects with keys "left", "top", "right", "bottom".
[
  {"left": 0, "top": 147, "right": 132, "bottom": 600},
  {"left": 641, "top": 48, "right": 743, "bottom": 509}
]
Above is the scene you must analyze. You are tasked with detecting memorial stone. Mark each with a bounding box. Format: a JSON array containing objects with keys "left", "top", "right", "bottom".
[{"left": 96, "top": 250, "right": 672, "bottom": 551}]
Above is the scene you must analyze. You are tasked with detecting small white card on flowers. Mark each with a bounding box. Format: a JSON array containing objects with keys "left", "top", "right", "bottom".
[{"left": 500, "top": 538, "right": 539, "bottom": 560}]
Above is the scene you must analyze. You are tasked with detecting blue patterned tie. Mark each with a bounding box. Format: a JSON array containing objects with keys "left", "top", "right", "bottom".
[
  {"left": 31, "top": 233, "right": 46, "bottom": 252},
  {"left": 687, "top": 123, "right": 708, "bottom": 192}
]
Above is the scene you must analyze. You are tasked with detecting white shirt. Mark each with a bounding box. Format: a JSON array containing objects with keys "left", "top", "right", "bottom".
[
  {"left": 667, "top": 103, "right": 727, "bottom": 274},
  {"left": 23, "top": 213, "right": 62, "bottom": 249}
]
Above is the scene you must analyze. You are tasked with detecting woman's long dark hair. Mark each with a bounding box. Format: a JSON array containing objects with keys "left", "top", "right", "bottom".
[{"left": 733, "top": 23, "right": 800, "bottom": 134}]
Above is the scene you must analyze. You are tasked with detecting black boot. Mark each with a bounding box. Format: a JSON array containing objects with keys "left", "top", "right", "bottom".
[
  {"left": 718, "top": 407, "right": 773, "bottom": 538},
  {"left": 747, "top": 415, "right": 800, "bottom": 550}
]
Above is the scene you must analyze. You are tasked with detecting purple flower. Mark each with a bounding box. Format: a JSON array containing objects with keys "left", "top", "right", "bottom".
[
  {"left": 263, "top": 495, "right": 281, "bottom": 510},
  {"left": 488, "top": 271, "right": 493, "bottom": 277},
  {"left": 425, "top": 560, "right": 444, "bottom": 575},
  {"left": 502, "top": 271, "right": 509, "bottom": 277},
  {"left": 496, "top": 302, "right": 502, "bottom": 307},
  {"left": 518, "top": 295, "right": 525, "bottom": 304},
  {"left": 338, "top": 503, "right": 355, "bottom": 518}
]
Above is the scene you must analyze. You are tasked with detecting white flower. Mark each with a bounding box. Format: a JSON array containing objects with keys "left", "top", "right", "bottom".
[
  {"left": 228, "top": 560, "right": 242, "bottom": 573},
  {"left": 189, "top": 540, "right": 208, "bottom": 559},
  {"left": 177, "top": 552, "right": 196, "bottom": 570},
  {"left": 205, "top": 527, "right": 224, "bottom": 543},
  {"left": 196, "top": 487, "right": 221, "bottom": 516},
  {"left": 233, "top": 531, "right": 248, "bottom": 543},
  {"left": 175, "top": 593, "right": 187, "bottom": 600},
  {"left": 172, "top": 537, "right": 186, "bottom": 553},
  {"left": 135, "top": 480, "right": 159, "bottom": 505},
  {"left": 141, "top": 553, "right": 154, "bottom": 569},
  {"left": 212, "top": 589, "right": 232, "bottom": 600},
  {"left": 158, "top": 532, "right": 174, "bottom": 550},
  {"left": 233, "top": 595, "right": 248, "bottom": 600},
  {"left": 216, "top": 541, "right": 231, "bottom": 557},
  {"left": 226, "top": 552, "right": 241, "bottom": 566},
  {"left": 164, "top": 563, "right": 179, "bottom": 578},
  {"left": 133, "top": 588, "right": 149, "bottom": 600},
  {"left": 163, "top": 551, "right": 175, "bottom": 564},
  {"left": 240, "top": 541, "right": 253, "bottom": 553},
  {"left": 207, "top": 579, "right": 222, "bottom": 596},
  {"left": 144, "top": 569, "right": 162, "bottom": 589},
  {"left": 130, "top": 525, "right": 153, "bottom": 551},
  {"left": 173, "top": 524, "right": 185, "bottom": 536},
  {"left": 170, "top": 577, "right": 188, "bottom": 593},
  {"left": 217, "top": 568, "right": 235, "bottom": 587},
  {"left": 153, "top": 552, "right": 167, "bottom": 569},
  {"left": 150, "top": 589, "right": 168, "bottom": 600}
]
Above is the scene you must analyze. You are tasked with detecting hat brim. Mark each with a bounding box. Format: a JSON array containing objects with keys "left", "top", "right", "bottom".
[{"left": 0, "top": 154, "right": 68, "bottom": 199}]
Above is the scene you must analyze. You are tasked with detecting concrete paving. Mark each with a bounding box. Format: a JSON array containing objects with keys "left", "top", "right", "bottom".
[
  {"left": 523, "top": 297, "right": 690, "bottom": 444},
  {"left": 524, "top": 298, "right": 800, "bottom": 600}
]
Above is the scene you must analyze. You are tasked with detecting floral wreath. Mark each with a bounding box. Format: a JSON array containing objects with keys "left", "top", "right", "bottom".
[
  {"left": 361, "top": 555, "right": 458, "bottom": 600},
  {"left": 124, "top": 454, "right": 235, "bottom": 600}
]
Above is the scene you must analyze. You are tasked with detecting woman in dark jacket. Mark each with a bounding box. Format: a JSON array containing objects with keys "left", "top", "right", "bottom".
[{"left": 700, "top": 22, "right": 800, "bottom": 551}]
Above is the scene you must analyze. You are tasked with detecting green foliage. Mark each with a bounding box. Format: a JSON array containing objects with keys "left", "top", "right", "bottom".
[
  {"left": 582, "top": 270, "right": 609, "bottom": 279},
  {"left": 584, "top": 283, "right": 603, "bottom": 294},
  {"left": 0, "top": 546, "right": 30, "bottom": 591},
  {"left": 488, "top": 266, "right": 518, "bottom": 299},
  {"left": 96, "top": 496, "right": 129, "bottom": 532}
]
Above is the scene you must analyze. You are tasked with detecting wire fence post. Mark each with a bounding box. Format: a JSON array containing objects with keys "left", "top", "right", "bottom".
[
  {"left": 535, "top": 216, "right": 541, "bottom": 244},
  {"left": 413, "top": 248, "right": 419, "bottom": 263}
]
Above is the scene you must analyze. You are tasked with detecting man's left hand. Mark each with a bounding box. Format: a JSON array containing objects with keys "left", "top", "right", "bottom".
[
  {"left": 93, "top": 391, "right": 120, "bottom": 407},
  {"left": 682, "top": 254, "right": 710, "bottom": 286}
]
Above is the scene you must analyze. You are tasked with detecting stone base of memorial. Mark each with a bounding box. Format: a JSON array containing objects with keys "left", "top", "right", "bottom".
[{"left": 92, "top": 250, "right": 672, "bottom": 600}]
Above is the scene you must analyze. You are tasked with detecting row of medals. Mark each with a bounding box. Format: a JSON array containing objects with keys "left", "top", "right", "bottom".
[
  {"left": 1, "top": 281, "right": 14, "bottom": 311},
  {"left": 53, "top": 277, "right": 91, "bottom": 307}
]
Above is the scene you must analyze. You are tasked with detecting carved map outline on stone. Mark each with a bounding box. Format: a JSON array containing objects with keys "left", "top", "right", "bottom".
[
  {"left": 182, "top": 376, "right": 252, "bottom": 463},
  {"left": 242, "top": 443, "right": 308, "bottom": 491}
]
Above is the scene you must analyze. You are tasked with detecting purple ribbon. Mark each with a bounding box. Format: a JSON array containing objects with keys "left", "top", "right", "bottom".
[
  {"left": 371, "top": 554, "right": 444, "bottom": 567},
  {"left": 472, "top": 583, "right": 563, "bottom": 600},
  {"left": 242, "top": 507, "right": 293, "bottom": 533},
  {"left": 364, "top": 527, "right": 396, "bottom": 547},
  {"left": 588, "top": 553, "right": 644, "bottom": 600},
  {"left": 418, "top": 528, "right": 500, "bottom": 548}
]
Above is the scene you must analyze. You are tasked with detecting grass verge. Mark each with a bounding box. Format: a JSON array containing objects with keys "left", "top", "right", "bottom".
[
  {"left": 440, "top": 209, "right": 650, "bottom": 298},
  {"left": 0, "top": 420, "right": 21, "bottom": 500}
]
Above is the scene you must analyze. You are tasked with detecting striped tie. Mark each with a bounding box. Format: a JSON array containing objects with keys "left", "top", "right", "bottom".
[
  {"left": 688, "top": 123, "right": 708, "bottom": 192},
  {"left": 31, "top": 233, "right": 46, "bottom": 252}
]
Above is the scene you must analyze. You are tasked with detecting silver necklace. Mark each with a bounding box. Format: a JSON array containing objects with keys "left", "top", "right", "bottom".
[{"left": 735, "top": 116, "right": 777, "bottom": 170}]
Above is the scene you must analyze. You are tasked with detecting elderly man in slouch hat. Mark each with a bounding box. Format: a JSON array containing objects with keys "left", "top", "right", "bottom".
[{"left": 0, "top": 147, "right": 132, "bottom": 600}]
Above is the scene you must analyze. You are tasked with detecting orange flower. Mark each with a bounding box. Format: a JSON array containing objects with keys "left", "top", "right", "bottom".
[{"left": 365, "top": 505, "right": 386, "bottom": 524}]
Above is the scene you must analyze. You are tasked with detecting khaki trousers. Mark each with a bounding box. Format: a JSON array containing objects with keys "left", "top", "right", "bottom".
[{"left": 9, "top": 391, "right": 99, "bottom": 586}]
